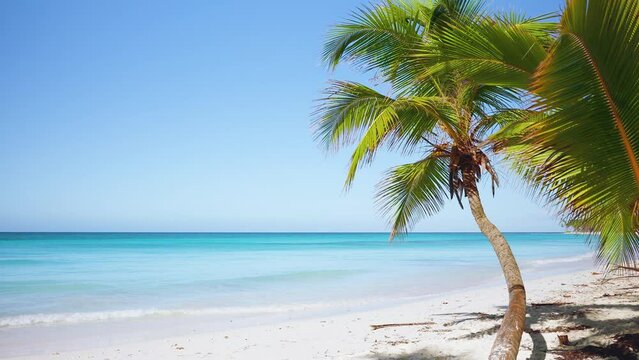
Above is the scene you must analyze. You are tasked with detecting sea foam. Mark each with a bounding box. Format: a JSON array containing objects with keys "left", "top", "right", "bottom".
[
  {"left": 529, "top": 252, "right": 594, "bottom": 266},
  {"left": 0, "top": 303, "right": 335, "bottom": 328}
]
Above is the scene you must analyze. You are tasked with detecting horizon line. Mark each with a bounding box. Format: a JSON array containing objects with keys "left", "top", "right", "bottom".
[{"left": 0, "top": 231, "right": 568, "bottom": 234}]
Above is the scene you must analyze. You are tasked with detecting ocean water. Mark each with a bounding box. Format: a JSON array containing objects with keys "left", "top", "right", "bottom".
[{"left": 0, "top": 232, "right": 593, "bottom": 329}]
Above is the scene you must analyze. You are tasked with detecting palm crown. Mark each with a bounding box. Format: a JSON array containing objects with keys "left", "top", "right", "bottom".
[
  {"left": 315, "top": 0, "right": 535, "bottom": 238},
  {"left": 315, "top": 76, "right": 519, "bottom": 237},
  {"left": 419, "top": 0, "right": 639, "bottom": 265}
]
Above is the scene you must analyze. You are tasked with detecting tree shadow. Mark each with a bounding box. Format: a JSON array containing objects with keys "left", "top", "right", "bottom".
[
  {"left": 525, "top": 301, "right": 639, "bottom": 359},
  {"left": 440, "top": 289, "right": 639, "bottom": 360},
  {"left": 367, "top": 348, "right": 468, "bottom": 360},
  {"left": 364, "top": 276, "right": 639, "bottom": 360},
  {"left": 527, "top": 329, "right": 548, "bottom": 360}
]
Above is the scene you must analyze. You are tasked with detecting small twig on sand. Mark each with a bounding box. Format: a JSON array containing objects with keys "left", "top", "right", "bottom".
[
  {"left": 370, "top": 322, "right": 435, "bottom": 330},
  {"left": 528, "top": 324, "right": 592, "bottom": 333},
  {"left": 531, "top": 302, "right": 574, "bottom": 307}
]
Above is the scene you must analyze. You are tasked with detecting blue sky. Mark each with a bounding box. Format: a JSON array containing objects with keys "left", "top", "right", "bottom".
[{"left": 0, "top": 0, "right": 565, "bottom": 232}]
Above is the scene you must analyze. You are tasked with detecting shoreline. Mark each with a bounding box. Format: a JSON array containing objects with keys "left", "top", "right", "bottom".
[
  {"left": 0, "top": 252, "right": 595, "bottom": 329},
  {"left": 3, "top": 267, "right": 638, "bottom": 359}
]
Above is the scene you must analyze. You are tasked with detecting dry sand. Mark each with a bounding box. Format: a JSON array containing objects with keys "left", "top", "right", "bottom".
[{"left": 4, "top": 270, "right": 639, "bottom": 360}]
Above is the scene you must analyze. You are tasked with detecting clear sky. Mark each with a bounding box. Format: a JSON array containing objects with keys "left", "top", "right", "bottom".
[{"left": 0, "top": 0, "right": 565, "bottom": 232}]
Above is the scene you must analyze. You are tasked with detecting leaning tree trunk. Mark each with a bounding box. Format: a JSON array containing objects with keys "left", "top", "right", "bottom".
[{"left": 464, "top": 171, "right": 526, "bottom": 360}]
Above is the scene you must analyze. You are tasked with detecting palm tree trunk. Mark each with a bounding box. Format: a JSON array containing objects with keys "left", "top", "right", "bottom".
[{"left": 464, "top": 171, "right": 526, "bottom": 360}]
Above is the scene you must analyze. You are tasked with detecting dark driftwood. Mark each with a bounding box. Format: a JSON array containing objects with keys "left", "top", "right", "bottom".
[
  {"left": 370, "top": 322, "right": 435, "bottom": 330},
  {"left": 558, "top": 334, "right": 570, "bottom": 346}
]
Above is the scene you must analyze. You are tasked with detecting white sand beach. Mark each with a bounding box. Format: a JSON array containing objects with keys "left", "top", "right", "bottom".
[{"left": 3, "top": 269, "right": 638, "bottom": 360}]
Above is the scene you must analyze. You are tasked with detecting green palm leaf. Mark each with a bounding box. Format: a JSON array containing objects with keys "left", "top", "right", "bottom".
[
  {"left": 521, "top": 0, "right": 639, "bottom": 265},
  {"left": 420, "top": 13, "right": 554, "bottom": 87},
  {"left": 323, "top": 0, "right": 488, "bottom": 90},
  {"left": 419, "top": 0, "right": 639, "bottom": 265},
  {"left": 376, "top": 156, "right": 450, "bottom": 238},
  {"left": 322, "top": 0, "right": 430, "bottom": 86},
  {"left": 314, "top": 80, "right": 451, "bottom": 187}
]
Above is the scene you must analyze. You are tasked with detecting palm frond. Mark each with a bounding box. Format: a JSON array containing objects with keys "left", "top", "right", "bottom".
[
  {"left": 314, "top": 81, "right": 451, "bottom": 187},
  {"left": 314, "top": 81, "right": 397, "bottom": 150},
  {"left": 376, "top": 156, "right": 450, "bottom": 239},
  {"left": 420, "top": 14, "right": 552, "bottom": 87},
  {"left": 344, "top": 95, "right": 451, "bottom": 187},
  {"left": 323, "top": 0, "right": 489, "bottom": 90},
  {"left": 521, "top": 0, "right": 639, "bottom": 266},
  {"left": 322, "top": 0, "right": 430, "bottom": 85}
]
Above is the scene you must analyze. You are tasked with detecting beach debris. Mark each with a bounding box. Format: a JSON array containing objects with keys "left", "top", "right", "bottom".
[
  {"left": 370, "top": 321, "right": 435, "bottom": 330},
  {"left": 526, "top": 324, "right": 591, "bottom": 334},
  {"left": 387, "top": 339, "right": 411, "bottom": 346},
  {"left": 554, "top": 333, "right": 639, "bottom": 360},
  {"left": 540, "top": 324, "right": 592, "bottom": 333}
]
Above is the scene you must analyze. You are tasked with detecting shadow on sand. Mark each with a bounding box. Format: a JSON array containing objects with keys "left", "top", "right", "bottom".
[
  {"left": 368, "top": 348, "right": 467, "bottom": 360},
  {"left": 367, "top": 276, "right": 639, "bottom": 360},
  {"left": 447, "top": 288, "right": 639, "bottom": 359}
]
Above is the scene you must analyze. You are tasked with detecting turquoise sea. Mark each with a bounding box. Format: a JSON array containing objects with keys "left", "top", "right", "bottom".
[{"left": 0, "top": 232, "right": 593, "bottom": 329}]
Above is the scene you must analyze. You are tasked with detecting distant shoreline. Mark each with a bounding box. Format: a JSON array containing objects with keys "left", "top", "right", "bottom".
[{"left": 0, "top": 231, "right": 570, "bottom": 234}]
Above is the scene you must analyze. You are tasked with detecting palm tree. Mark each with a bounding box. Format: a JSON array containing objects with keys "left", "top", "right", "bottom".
[
  {"left": 420, "top": 0, "right": 639, "bottom": 267},
  {"left": 315, "top": 2, "right": 540, "bottom": 358}
]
